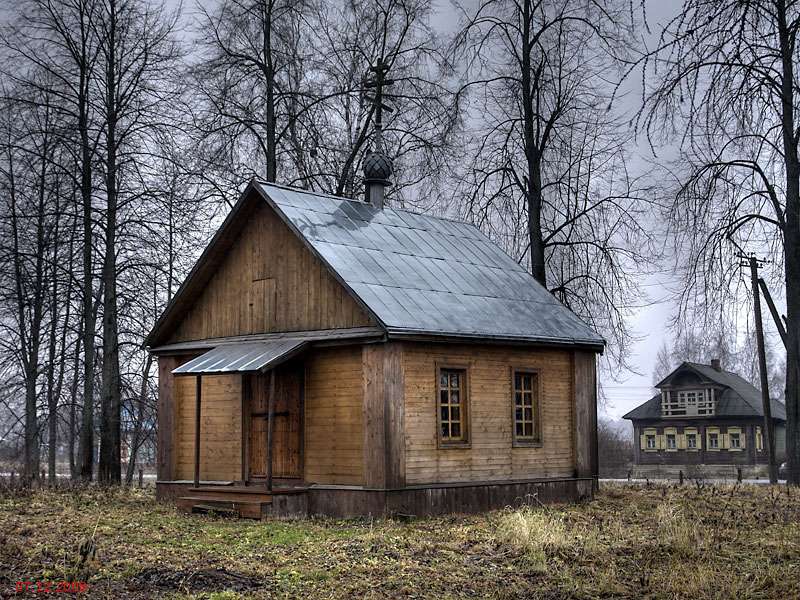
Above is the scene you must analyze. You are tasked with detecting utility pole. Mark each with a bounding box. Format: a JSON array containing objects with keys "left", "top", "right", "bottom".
[{"left": 741, "top": 253, "right": 778, "bottom": 483}]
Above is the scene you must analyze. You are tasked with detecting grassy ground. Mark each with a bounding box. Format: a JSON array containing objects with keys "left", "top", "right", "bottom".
[{"left": 1, "top": 483, "right": 799, "bottom": 599}]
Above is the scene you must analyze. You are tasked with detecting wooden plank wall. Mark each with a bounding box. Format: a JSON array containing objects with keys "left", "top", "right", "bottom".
[
  {"left": 157, "top": 354, "right": 201, "bottom": 481},
  {"left": 174, "top": 374, "right": 242, "bottom": 481},
  {"left": 402, "top": 343, "right": 577, "bottom": 485},
  {"left": 169, "top": 202, "right": 374, "bottom": 343},
  {"left": 304, "top": 346, "right": 365, "bottom": 485},
  {"left": 573, "top": 351, "right": 598, "bottom": 485},
  {"left": 361, "top": 342, "right": 405, "bottom": 489}
]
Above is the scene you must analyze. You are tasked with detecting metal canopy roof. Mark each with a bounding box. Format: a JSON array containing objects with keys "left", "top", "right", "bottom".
[
  {"left": 257, "top": 182, "right": 604, "bottom": 348},
  {"left": 172, "top": 339, "right": 307, "bottom": 375}
]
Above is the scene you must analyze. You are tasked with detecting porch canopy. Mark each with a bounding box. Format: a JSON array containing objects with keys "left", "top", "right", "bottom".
[
  {"left": 172, "top": 339, "right": 308, "bottom": 375},
  {"left": 171, "top": 339, "right": 308, "bottom": 489}
]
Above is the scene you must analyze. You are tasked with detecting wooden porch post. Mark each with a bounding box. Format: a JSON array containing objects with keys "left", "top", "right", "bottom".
[
  {"left": 266, "top": 369, "right": 276, "bottom": 490},
  {"left": 194, "top": 375, "right": 202, "bottom": 488}
]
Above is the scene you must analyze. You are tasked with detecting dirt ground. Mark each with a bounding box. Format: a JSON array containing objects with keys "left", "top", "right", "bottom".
[{"left": 1, "top": 482, "right": 798, "bottom": 599}]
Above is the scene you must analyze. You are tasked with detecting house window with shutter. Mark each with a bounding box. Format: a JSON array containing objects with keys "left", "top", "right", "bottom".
[
  {"left": 643, "top": 428, "right": 658, "bottom": 451},
  {"left": 707, "top": 427, "right": 720, "bottom": 451},
  {"left": 728, "top": 427, "right": 744, "bottom": 451},
  {"left": 438, "top": 367, "right": 469, "bottom": 446},
  {"left": 685, "top": 428, "right": 700, "bottom": 451},
  {"left": 512, "top": 370, "right": 541, "bottom": 446}
]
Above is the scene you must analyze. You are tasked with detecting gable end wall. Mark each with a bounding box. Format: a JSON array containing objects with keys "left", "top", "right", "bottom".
[{"left": 168, "top": 201, "right": 375, "bottom": 344}]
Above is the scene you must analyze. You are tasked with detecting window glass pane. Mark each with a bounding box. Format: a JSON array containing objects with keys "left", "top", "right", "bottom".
[
  {"left": 523, "top": 375, "right": 531, "bottom": 391},
  {"left": 524, "top": 422, "right": 533, "bottom": 437},
  {"left": 514, "top": 373, "right": 522, "bottom": 389},
  {"left": 441, "top": 422, "right": 449, "bottom": 438},
  {"left": 451, "top": 391, "right": 459, "bottom": 404},
  {"left": 440, "top": 390, "right": 448, "bottom": 404},
  {"left": 516, "top": 422, "right": 524, "bottom": 436},
  {"left": 524, "top": 407, "right": 533, "bottom": 421},
  {"left": 515, "top": 392, "right": 523, "bottom": 406},
  {"left": 451, "top": 406, "right": 460, "bottom": 422},
  {"left": 451, "top": 423, "right": 461, "bottom": 438},
  {"left": 441, "top": 407, "right": 449, "bottom": 422},
  {"left": 450, "top": 373, "right": 459, "bottom": 387},
  {"left": 440, "top": 373, "right": 448, "bottom": 387},
  {"left": 515, "top": 407, "right": 523, "bottom": 421}
]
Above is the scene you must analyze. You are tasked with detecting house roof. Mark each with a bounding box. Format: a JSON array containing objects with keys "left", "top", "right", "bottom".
[
  {"left": 145, "top": 180, "right": 604, "bottom": 350},
  {"left": 623, "top": 361, "right": 786, "bottom": 421}
]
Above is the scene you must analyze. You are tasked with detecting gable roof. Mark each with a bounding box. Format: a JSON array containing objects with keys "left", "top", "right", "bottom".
[
  {"left": 622, "top": 361, "right": 786, "bottom": 421},
  {"left": 146, "top": 180, "right": 604, "bottom": 350}
]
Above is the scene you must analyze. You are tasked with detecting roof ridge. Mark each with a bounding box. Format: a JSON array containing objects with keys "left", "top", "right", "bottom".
[{"left": 257, "top": 179, "right": 478, "bottom": 229}]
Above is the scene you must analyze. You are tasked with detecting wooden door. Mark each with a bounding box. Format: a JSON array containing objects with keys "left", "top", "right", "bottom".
[{"left": 246, "top": 364, "right": 303, "bottom": 481}]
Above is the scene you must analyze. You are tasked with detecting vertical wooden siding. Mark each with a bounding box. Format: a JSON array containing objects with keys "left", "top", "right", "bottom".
[
  {"left": 304, "top": 346, "right": 365, "bottom": 485},
  {"left": 174, "top": 374, "right": 242, "bottom": 481},
  {"left": 402, "top": 343, "right": 578, "bottom": 485},
  {"left": 573, "top": 351, "right": 598, "bottom": 484},
  {"left": 169, "top": 202, "right": 374, "bottom": 343}
]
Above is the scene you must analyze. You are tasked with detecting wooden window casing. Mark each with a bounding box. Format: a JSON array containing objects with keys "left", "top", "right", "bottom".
[
  {"left": 437, "top": 366, "right": 470, "bottom": 448},
  {"left": 643, "top": 428, "right": 658, "bottom": 452},
  {"left": 707, "top": 427, "right": 721, "bottom": 451},
  {"left": 685, "top": 427, "right": 700, "bottom": 451},
  {"left": 511, "top": 369, "right": 542, "bottom": 447},
  {"left": 728, "top": 427, "right": 744, "bottom": 451}
]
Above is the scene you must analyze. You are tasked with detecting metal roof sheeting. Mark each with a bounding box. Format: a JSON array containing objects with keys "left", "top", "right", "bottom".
[
  {"left": 257, "top": 182, "right": 604, "bottom": 348},
  {"left": 172, "top": 339, "right": 307, "bottom": 375}
]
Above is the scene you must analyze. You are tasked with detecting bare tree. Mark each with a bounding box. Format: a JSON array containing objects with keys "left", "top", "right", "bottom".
[
  {"left": 91, "top": 0, "right": 181, "bottom": 483},
  {"left": 634, "top": 0, "right": 800, "bottom": 484},
  {"left": 451, "top": 0, "right": 651, "bottom": 366}
]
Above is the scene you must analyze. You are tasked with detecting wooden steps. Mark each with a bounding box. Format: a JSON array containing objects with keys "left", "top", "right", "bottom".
[{"left": 177, "top": 486, "right": 273, "bottom": 519}]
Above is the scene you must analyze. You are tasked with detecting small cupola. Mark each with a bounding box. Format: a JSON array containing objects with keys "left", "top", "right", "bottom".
[
  {"left": 363, "top": 150, "right": 393, "bottom": 209},
  {"left": 363, "top": 56, "right": 394, "bottom": 209}
]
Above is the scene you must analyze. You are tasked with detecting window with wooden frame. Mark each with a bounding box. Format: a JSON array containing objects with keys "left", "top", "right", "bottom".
[
  {"left": 438, "top": 367, "right": 469, "bottom": 446},
  {"left": 642, "top": 427, "right": 658, "bottom": 452},
  {"left": 512, "top": 370, "right": 541, "bottom": 445},
  {"left": 728, "top": 426, "right": 744, "bottom": 451},
  {"left": 707, "top": 427, "right": 720, "bottom": 451},
  {"left": 685, "top": 427, "right": 700, "bottom": 451}
]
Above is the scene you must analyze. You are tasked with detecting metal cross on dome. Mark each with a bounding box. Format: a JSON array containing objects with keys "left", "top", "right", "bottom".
[{"left": 363, "top": 57, "right": 395, "bottom": 149}]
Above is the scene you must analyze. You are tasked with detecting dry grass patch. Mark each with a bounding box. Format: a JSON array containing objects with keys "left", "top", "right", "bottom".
[{"left": 1, "top": 483, "right": 799, "bottom": 598}]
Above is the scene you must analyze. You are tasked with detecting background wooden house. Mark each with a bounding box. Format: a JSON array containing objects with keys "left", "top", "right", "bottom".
[
  {"left": 624, "top": 360, "right": 786, "bottom": 479},
  {"left": 146, "top": 177, "right": 604, "bottom": 518}
]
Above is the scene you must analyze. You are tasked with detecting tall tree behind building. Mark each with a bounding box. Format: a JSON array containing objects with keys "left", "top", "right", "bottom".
[
  {"left": 450, "top": 0, "right": 652, "bottom": 367},
  {"left": 635, "top": 0, "right": 800, "bottom": 484}
]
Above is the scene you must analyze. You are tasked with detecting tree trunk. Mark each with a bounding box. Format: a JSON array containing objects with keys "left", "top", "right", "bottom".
[
  {"left": 262, "top": 0, "right": 277, "bottom": 182},
  {"left": 46, "top": 218, "right": 61, "bottom": 486},
  {"left": 99, "top": 0, "right": 121, "bottom": 484},
  {"left": 78, "top": 61, "right": 96, "bottom": 482},
  {"left": 125, "top": 354, "right": 153, "bottom": 485},
  {"left": 777, "top": 0, "right": 800, "bottom": 485},
  {"left": 520, "top": 0, "right": 546, "bottom": 286}
]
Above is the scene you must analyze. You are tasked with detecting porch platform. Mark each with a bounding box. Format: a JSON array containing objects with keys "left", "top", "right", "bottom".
[{"left": 174, "top": 484, "right": 309, "bottom": 519}]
